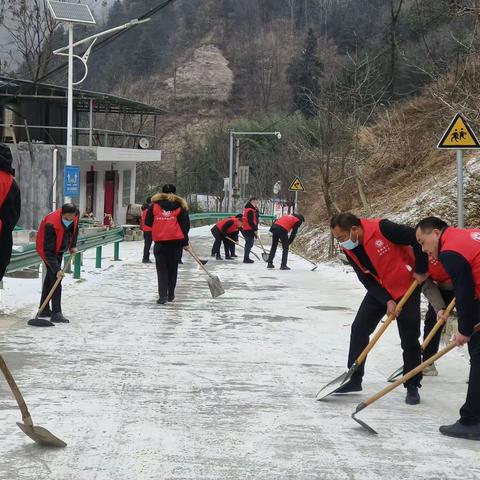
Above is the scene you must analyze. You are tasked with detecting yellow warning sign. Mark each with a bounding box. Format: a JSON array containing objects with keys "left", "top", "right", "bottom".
[
  {"left": 289, "top": 176, "right": 305, "bottom": 191},
  {"left": 438, "top": 113, "right": 480, "bottom": 149}
]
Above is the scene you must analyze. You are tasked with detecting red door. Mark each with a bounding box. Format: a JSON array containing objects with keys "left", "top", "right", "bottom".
[{"left": 104, "top": 171, "right": 116, "bottom": 225}]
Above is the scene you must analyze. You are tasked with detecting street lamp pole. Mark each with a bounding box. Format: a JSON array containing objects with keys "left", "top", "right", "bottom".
[
  {"left": 65, "top": 23, "right": 74, "bottom": 203},
  {"left": 227, "top": 130, "right": 281, "bottom": 212}
]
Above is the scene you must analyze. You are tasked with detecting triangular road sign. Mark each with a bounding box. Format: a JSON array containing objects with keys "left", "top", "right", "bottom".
[
  {"left": 438, "top": 113, "right": 480, "bottom": 149},
  {"left": 289, "top": 176, "right": 305, "bottom": 191}
]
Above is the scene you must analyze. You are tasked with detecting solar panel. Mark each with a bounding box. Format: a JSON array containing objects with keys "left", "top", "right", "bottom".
[{"left": 47, "top": 1, "right": 96, "bottom": 25}]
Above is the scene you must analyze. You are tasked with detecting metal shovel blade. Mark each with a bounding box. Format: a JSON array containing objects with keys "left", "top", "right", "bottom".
[
  {"left": 17, "top": 422, "right": 67, "bottom": 447},
  {"left": 200, "top": 260, "right": 208, "bottom": 265},
  {"left": 207, "top": 275, "right": 225, "bottom": 298},
  {"left": 311, "top": 265, "right": 318, "bottom": 271},
  {"left": 351, "top": 412, "right": 378, "bottom": 435},
  {"left": 316, "top": 366, "right": 355, "bottom": 401},
  {"left": 387, "top": 366, "right": 403, "bottom": 383},
  {"left": 261, "top": 252, "right": 269, "bottom": 262}
]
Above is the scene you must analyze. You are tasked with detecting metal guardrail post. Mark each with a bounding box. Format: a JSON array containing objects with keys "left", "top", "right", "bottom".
[
  {"left": 96, "top": 246, "right": 102, "bottom": 268},
  {"left": 114, "top": 241, "right": 120, "bottom": 261},
  {"left": 74, "top": 253, "right": 81, "bottom": 279}
]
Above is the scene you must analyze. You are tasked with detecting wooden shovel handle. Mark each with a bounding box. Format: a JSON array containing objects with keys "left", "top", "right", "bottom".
[
  {"left": 421, "top": 298, "right": 456, "bottom": 350},
  {"left": 363, "top": 320, "right": 480, "bottom": 409},
  {"left": 356, "top": 281, "right": 418, "bottom": 365},
  {"left": 0, "top": 355, "right": 33, "bottom": 426},
  {"left": 187, "top": 247, "right": 212, "bottom": 277},
  {"left": 256, "top": 234, "right": 268, "bottom": 254},
  {"left": 226, "top": 236, "right": 241, "bottom": 247},
  {"left": 38, "top": 253, "right": 75, "bottom": 316}
]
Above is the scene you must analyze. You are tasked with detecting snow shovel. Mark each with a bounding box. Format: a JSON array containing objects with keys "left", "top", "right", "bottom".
[
  {"left": 255, "top": 234, "right": 270, "bottom": 262},
  {"left": 0, "top": 354, "right": 67, "bottom": 447},
  {"left": 352, "top": 318, "right": 480, "bottom": 435},
  {"left": 387, "top": 298, "right": 456, "bottom": 382},
  {"left": 291, "top": 248, "right": 318, "bottom": 271},
  {"left": 187, "top": 247, "right": 225, "bottom": 298},
  {"left": 226, "top": 236, "right": 261, "bottom": 261},
  {"left": 316, "top": 281, "right": 418, "bottom": 401},
  {"left": 28, "top": 253, "right": 75, "bottom": 327}
]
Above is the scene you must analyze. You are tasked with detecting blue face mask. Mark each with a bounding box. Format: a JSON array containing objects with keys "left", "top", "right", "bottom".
[
  {"left": 62, "top": 219, "right": 73, "bottom": 228},
  {"left": 340, "top": 230, "right": 359, "bottom": 250}
]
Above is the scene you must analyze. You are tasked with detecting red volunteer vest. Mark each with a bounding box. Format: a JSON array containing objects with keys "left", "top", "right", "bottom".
[
  {"left": 242, "top": 207, "right": 258, "bottom": 231},
  {"left": 36, "top": 209, "right": 79, "bottom": 262},
  {"left": 152, "top": 204, "right": 184, "bottom": 242},
  {"left": 141, "top": 208, "right": 152, "bottom": 232},
  {"left": 275, "top": 215, "right": 299, "bottom": 233},
  {"left": 344, "top": 218, "right": 415, "bottom": 300},
  {"left": 428, "top": 257, "right": 451, "bottom": 284},
  {"left": 0, "top": 171, "right": 14, "bottom": 234},
  {"left": 440, "top": 227, "right": 480, "bottom": 298},
  {"left": 216, "top": 217, "right": 239, "bottom": 235}
]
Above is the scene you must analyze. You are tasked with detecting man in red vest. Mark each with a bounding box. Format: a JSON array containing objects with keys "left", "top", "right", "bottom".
[
  {"left": 0, "top": 144, "right": 21, "bottom": 282},
  {"left": 330, "top": 212, "right": 428, "bottom": 405},
  {"left": 144, "top": 184, "right": 190, "bottom": 304},
  {"left": 210, "top": 214, "right": 242, "bottom": 260},
  {"left": 267, "top": 213, "right": 304, "bottom": 270},
  {"left": 242, "top": 197, "right": 259, "bottom": 263},
  {"left": 416, "top": 216, "right": 480, "bottom": 440},
  {"left": 420, "top": 258, "right": 454, "bottom": 375},
  {"left": 141, "top": 196, "right": 152, "bottom": 263},
  {"left": 31, "top": 203, "right": 79, "bottom": 327}
]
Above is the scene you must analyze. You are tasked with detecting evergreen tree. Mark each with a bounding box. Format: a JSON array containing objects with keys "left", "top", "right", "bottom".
[{"left": 287, "top": 28, "right": 323, "bottom": 118}]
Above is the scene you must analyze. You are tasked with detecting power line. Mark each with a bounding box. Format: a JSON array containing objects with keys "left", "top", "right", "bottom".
[{"left": 37, "top": 0, "right": 178, "bottom": 83}]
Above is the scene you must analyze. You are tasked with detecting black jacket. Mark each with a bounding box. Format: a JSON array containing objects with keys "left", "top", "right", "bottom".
[
  {"left": 244, "top": 201, "right": 259, "bottom": 232},
  {"left": 271, "top": 214, "right": 304, "bottom": 244},
  {"left": 43, "top": 220, "right": 78, "bottom": 273},
  {"left": 347, "top": 219, "right": 428, "bottom": 304},
  {"left": 0, "top": 148, "right": 21, "bottom": 238},
  {"left": 145, "top": 193, "right": 190, "bottom": 246}
]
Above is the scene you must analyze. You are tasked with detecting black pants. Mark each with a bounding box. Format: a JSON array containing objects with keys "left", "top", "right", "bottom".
[
  {"left": 0, "top": 230, "right": 13, "bottom": 281},
  {"left": 268, "top": 229, "right": 289, "bottom": 266},
  {"left": 460, "top": 330, "right": 480, "bottom": 425},
  {"left": 154, "top": 242, "right": 182, "bottom": 299},
  {"left": 242, "top": 230, "right": 255, "bottom": 261},
  {"left": 143, "top": 231, "right": 152, "bottom": 262},
  {"left": 40, "top": 257, "right": 63, "bottom": 313},
  {"left": 423, "top": 288, "right": 455, "bottom": 361},
  {"left": 348, "top": 288, "right": 422, "bottom": 387},
  {"left": 211, "top": 227, "right": 224, "bottom": 257},
  {"left": 226, "top": 231, "right": 238, "bottom": 257}
]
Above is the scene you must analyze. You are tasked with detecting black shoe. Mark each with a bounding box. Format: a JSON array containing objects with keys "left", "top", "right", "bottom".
[
  {"left": 333, "top": 380, "right": 363, "bottom": 394},
  {"left": 267, "top": 263, "right": 275, "bottom": 269},
  {"left": 142, "top": 259, "right": 152, "bottom": 264},
  {"left": 439, "top": 421, "right": 480, "bottom": 440},
  {"left": 243, "top": 259, "right": 254, "bottom": 264},
  {"left": 27, "top": 317, "right": 55, "bottom": 327},
  {"left": 38, "top": 308, "right": 52, "bottom": 318},
  {"left": 216, "top": 255, "right": 223, "bottom": 260},
  {"left": 51, "top": 312, "right": 70, "bottom": 323},
  {"left": 280, "top": 265, "right": 291, "bottom": 270},
  {"left": 231, "top": 254, "right": 238, "bottom": 258},
  {"left": 168, "top": 295, "right": 175, "bottom": 302},
  {"left": 178, "top": 260, "right": 183, "bottom": 265},
  {"left": 225, "top": 255, "right": 233, "bottom": 260},
  {"left": 157, "top": 297, "right": 168, "bottom": 305},
  {"left": 405, "top": 386, "right": 420, "bottom": 405}
]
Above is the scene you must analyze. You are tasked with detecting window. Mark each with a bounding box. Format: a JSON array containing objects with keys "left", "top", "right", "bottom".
[{"left": 122, "top": 170, "right": 131, "bottom": 207}]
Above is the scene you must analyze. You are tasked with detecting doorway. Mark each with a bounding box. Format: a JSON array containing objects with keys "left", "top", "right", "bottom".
[{"left": 104, "top": 170, "right": 117, "bottom": 225}]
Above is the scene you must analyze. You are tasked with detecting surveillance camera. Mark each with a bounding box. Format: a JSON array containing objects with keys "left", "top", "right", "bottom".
[{"left": 276, "top": 132, "right": 282, "bottom": 140}]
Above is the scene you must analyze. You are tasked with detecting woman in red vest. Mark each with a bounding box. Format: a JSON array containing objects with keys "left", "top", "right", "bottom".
[
  {"left": 416, "top": 217, "right": 480, "bottom": 440},
  {"left": 144, "top": 184, "right": 190, "bottom": 304},
  {"left": 267, "top": 213, "right": 304, "bottom": 270},
  {"left": 0, "top": 144, "right": 21, "bottom": 282},
  {"left": 330, "top": 212, "right": 428, "bottom": 405},
  {"left": 141, "top": 196, "right": 152, "bottom": 263},
  {"left": 210, "top": 214, "right": 242, "bottom": 260},
  {"left": 242, "top": 198, "right": 259, "bottom": 263},
  {"left": 31, "top": 203, "right": 79, "bottom": 327}
]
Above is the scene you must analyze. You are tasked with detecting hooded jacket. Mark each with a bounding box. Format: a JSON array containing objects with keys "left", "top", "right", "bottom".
[
  {"left": 242, "top": 201, "right": 259, "bottom": 232},
  {"left": 144, "top": 193, "right": 190, "bottom": 246}
]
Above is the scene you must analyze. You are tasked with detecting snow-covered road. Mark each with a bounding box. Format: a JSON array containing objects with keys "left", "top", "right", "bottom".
[{"left": 0, "top": 226, "right": 478, "bottom": 480}]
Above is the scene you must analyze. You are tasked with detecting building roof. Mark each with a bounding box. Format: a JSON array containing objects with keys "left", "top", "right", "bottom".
[{"left": 0, "top": 76, "right": 167, "bottom": 116}]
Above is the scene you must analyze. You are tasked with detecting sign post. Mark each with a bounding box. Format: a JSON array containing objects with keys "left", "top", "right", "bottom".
[
  {"left": 63, "top": 165, "right": 81, "bottom": 200},
  {"left": 437, "top": 113, "right": 480, "bottom": 228},
  {"left": 288, "top": 176, "right": 305, "bottom": 213}
]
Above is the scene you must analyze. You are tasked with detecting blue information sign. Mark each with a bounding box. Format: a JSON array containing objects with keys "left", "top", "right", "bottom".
[{"left": 64, "top": 165, "right": 80, "bottom": 197}]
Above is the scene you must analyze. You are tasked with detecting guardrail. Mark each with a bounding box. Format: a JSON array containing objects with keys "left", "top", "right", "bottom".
[
  {"left": 189, "top": 212, "right": 277, "bottom": 223},
  {"left": 6, "top": 227, "right": 124, "bottom": 280}
]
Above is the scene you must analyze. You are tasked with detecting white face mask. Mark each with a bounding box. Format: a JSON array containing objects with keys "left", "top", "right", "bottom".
[{"left": 340, "top": 230, "right": 359, "bottom": 250}]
